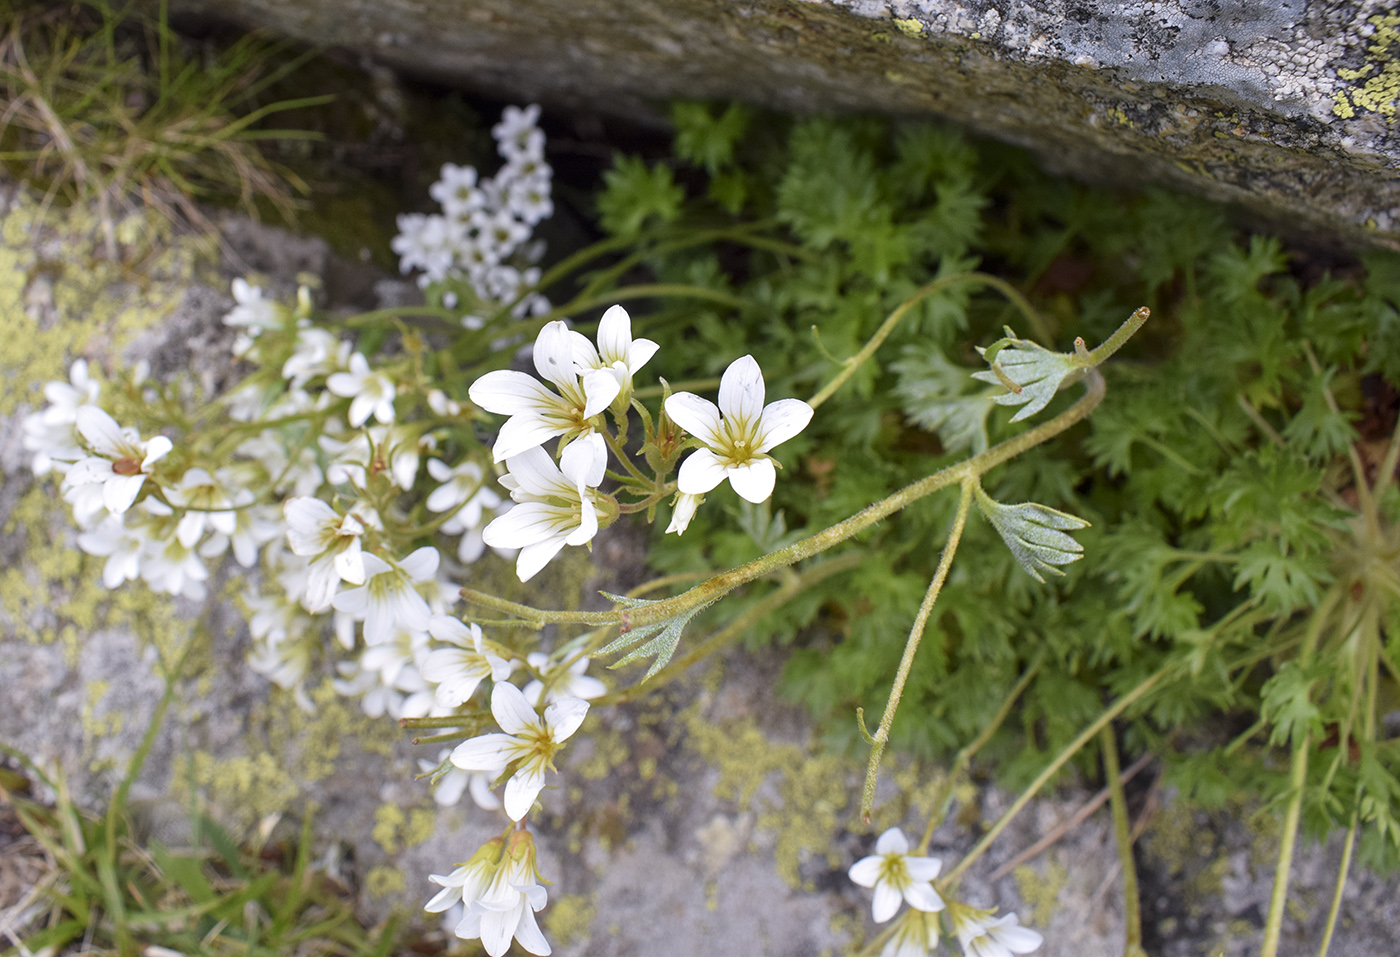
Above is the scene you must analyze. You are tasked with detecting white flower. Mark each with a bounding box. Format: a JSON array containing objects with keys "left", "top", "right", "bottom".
[
  {"left": 848, "top": 827, "right": 944, "bottom": 923},
  {"left": 580, "top": 305, "right": 658, "bottom": 408},
  {"left": 468, "top": 321, "right": 621, "bottom": 462},
  {"left": 881, "top": 910, "right": 943, "bottom": 957},
  {"left": 665, "top": 355, "right": 812, "bottom": 504},
  {"left": 22, "top": 358, "right": 100, "bottom": 474},
  {"left": 492, "top": 104, "right": 543, "bottom": 158},
  {"left": 62, "top": 407, "right": 173, "bottom": 517},
  {"left": 327, "top": 352, "right": 397, "bottom": 427},
  {"left": 419, "top": 749, "right": 503, "bottom": 810},
  {"left": 165, "top": 467, "right": 237, "bottom": 548},
  {"left": 320, "top": 426, "right": 426, "bottom": 490},
  {"left": 439, "top": 831, "right": 551, "bottom": 957},
  {"left": 430, "top": 162, "right": 485, "bottom": 219},
  {"left": 666, "top": 491, "right": 703, "bottom": 536},
  {"left": 422, "top": 616, "right": 514, "bottom": 709},
  {"left": 481, "top": 433, "right": 607, "bottom": 582},
  {"left": 282, "top": 327, "right": 351, "bottom": 387},
  {"left": 950, "top": 906, "right": 1043, "bottom": 957},
  {"left": 332, "top": 547, "right": 439, "bottom": 646},
  {"left": 76, "top": 514, "right": 144, "bottom": 588},
  {"left": 223, "top": 278, "right": 281, "bottom": 331},
  {"left": 283, "top": 497, "right": 368, "bottom": 612},
  {"left": 449, "top": 681, "right": 589, "bottom": 821},
  {"left": 522, "top": 652, "right": 606, "bottom": 706}
]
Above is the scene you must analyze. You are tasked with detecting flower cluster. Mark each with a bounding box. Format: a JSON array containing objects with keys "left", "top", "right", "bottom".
[
  {"left": 849, "top": 829, "right": 1043, "bottom": 957},
  {"left": 393, "top": 104, "right": 553, "bottom": 322}
]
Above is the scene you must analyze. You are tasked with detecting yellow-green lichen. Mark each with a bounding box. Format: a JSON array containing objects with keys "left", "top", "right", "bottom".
[
  {"left": 685, "top": 710, "right": 851, "bottom": 889},
  {"left": 180, "top": 750, "right": 300, "bottom": 834},
  {"left": 1333, "top": 14, "right": 1400, "bottom": 121},
  {"left": 81, "top": 679, "right": 122, "bottom": 740},
  {"left": 892, "top": 18, "right": 923, "bottom": 39},
  {"left": 372, "top": 802, "right": 438, "bottom": 854},
  {"left": 544, "top": 893, "right": 596, "bottom": 947},
  {"left": 1013, "top": 858, "right": 1068, "bottom": 927},
  {"left": 364, "top": 865, "right": 406, "bottom": 898},
  {"left": 263, "top": 678, "right": 400, "bottom": 785}
]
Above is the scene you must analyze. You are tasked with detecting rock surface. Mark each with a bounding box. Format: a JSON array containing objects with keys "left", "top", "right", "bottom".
[{"left": 163, "top": 0, "right": 1399, "bottom": 251}]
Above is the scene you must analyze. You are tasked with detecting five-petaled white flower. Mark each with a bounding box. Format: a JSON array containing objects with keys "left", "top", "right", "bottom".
[
  {"left": 848, "top": 827, "right": 945, "bottom": 923},
  {"left": 283, "top": 497, "right": 369, "bottom": 612},
  {"left": 949, "top": 904, "right": 1043, "bottom": 957},
  {"left": 449, "top": 680, "right": 589, "bottom": 821},
  {"left": 327, "top": 352, "right": 397, "bottom": 426},
  {"left": 332, "top": 546, "right": 439, "bottom": 646},
  {"left": 422, "top": 616, "right": 515, "bottom": 709},
  {"left": 481, "top": 432, "right": 607, "bottom": 582},
  {"left": 665, "top": 355, "right": 812, "bottom": 504},
  {"left": 522, "top": 651, "right": 606, "bottom": 706},
  {"left": 62, "top": 407, "right": 173, "bottom": 519},
  {"left": 469, "top": 320, "right": 620, "bottom": 461}
]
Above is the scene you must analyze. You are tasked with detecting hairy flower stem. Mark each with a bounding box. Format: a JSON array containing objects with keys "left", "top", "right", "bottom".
[
  {"left": 1082, "top": 306, "right": 1150, "bottom": 367},
  {"left": 917, "top": 651, "right": 1045, "bottom": 853},
  {"left": 942, "top": 661, "right": 1176, "bottom": 886},
  {"left": 1101, "top": 724, "right": 1146, "bottom": 957},
  {"left": 464, "top": 368, "right": 1108, "bottom": 631},
  {"left": 859, "top": 479, "right": 975, "bottom": 824}
]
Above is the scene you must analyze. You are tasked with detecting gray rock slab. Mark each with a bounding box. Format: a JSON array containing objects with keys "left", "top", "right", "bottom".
[{"left": 162, "top": 0, "right": 1399, "bottom": 251}]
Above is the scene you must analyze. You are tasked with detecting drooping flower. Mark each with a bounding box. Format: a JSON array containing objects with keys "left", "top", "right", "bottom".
[
  {"left": 848, "top": 827, "right": 945, "bottom": 923},
  {"left": 468, "top": 320, "right": 620, "bottom": 462},
  {"left": 449, "top": 681, "right": 589, "bottom": 821},
  {"left": 481, "top": 432, "right": 607, "bottom": 582},
  {"left": 665, "top": 355, "right": 812, "bottom": 504},
  {"left": 949, "top": 904, "right": 1043, "bottom": 957},
  {"left": 881, "top": 909, "right": 943, "bottom": 957},
  {"left": 327, "top": 352, "right": 397, "bottom": 427},
  {"left": 438, "top": 830, "right": 552, "bottom": 956},
  {"left": 62, "top": 407, "right": 173, "bottom": 518},
  {"left": 421, "top": 616, "right": 514, "bottom": 709},
  {"left": 665, "top": 491, "right": 703, "bottom": 536}
]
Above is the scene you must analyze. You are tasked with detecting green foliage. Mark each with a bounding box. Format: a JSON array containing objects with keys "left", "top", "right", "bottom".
[
  {"left": 610, "top": 102, "right": 1400, "bottom": 876},
  {"left": 596, "top": 154, "right": 685, "bottom": 238}
]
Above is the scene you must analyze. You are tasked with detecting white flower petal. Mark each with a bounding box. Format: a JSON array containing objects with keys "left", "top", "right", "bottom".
[
  {"left": 450, "top": 733, "right": 516, "bottom": 772},
  {"left": 470, "top": 370, "right": 558, "bottom": 416},
  {"left": 596, "top": 304, "right": 632, "bottom": 363},
  {"left": 875, "top": 828, "right": 910, "bottom": 855},
  {"left": 848, "top": 856, "right": 882, "bottom": 888},
  {"left": 871, "top": 882, "right": 903, "bottom": 923},
  {"left": 725, "top": 458, "right": 776, "bottom": 503},
  {"left": 903, "top": 882, "right": 945, "bottom": 913},
  {"left": 756, "top": 398, "right": 814, "bottom": 452},
  {"left": 559, "top": 432, "right": 607, "bottom": 489},
  {"left": 578, "top": 368, "right": 621, "bottom": 418},
  {"left": 75, "top": 406, "right": 126, "bottom": 456},
  {"left": 533, "top": 321, "right": 586, "bottom": 390},
  {"left": 490, "top": 682, "right": 539, "bottom": 735},
  {"left": 515, "top": 538, "right": 569, "bottom": 582},
  {"left": 544, "top": 697, "right": 589, "bottom": 741},
  {"left": 102, "top": 473, "right": 146, "bottom": 514},
  {"left": 676, "top": 449, "right": 728, "bottom": 495},
  {"left": 664, "top": 393, "right": 723, "bottom": 447},
  {"left": 718, "top": 355, "right": 765, "bottom": 426},
  {"left": 503, "top": 766, "right": 547, "bottom": 821}
]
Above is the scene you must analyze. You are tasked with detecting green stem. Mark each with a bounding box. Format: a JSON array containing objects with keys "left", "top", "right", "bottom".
[
  {"left": 1317, "top": 812, "right": 1358, "bottom": 957},
  {"left": 942, "top": 660, "right": 1175, "bottom": 885},
  {"left": 1083, "top": 306, "right": 1151, "bottom": 367},
  {"left": 593, "top": 552, "right": 863, "bottom": 706},
  {"left": 1101, "top": 724, "right": 1145, "bottom": 957},
  {"left": 465, "top": 369, "right": 1107, "bottom": 631},
  {"left": 807, "top": 272, "right": 1056, "bottom": 412},
  {"left": 1261, "top": 731, "right": 1310, "bottom": 957},
  {"left": 860, "top": 478, "right": 974, "bottom": 824}
]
